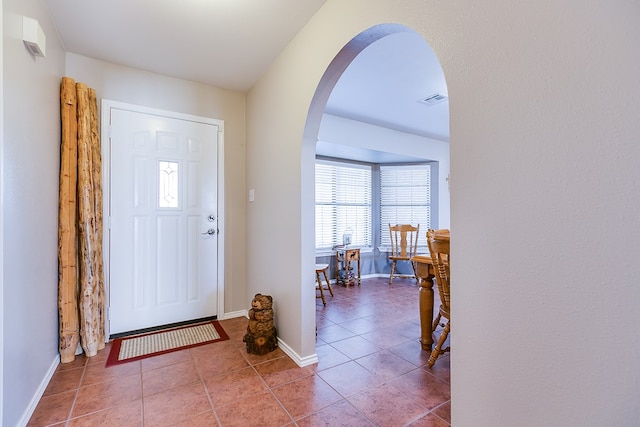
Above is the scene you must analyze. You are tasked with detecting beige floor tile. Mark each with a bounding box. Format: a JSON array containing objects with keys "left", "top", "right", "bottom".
[{"left": 28, "top": 278, "right": 450, "bottom": 426}]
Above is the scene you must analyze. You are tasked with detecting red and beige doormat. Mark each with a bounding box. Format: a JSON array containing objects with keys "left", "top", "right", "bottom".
[{"left": 106, "top": 321, "right": 229, "bottom": 367}]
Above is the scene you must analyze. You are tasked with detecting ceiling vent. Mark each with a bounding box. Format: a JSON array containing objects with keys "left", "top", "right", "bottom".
[{"left": 420, "top": 92, "right": 448, "bottom": 105}]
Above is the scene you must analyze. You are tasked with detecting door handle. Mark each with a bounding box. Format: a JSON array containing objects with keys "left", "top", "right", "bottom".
[{"left": 201, "top": 228, "right": 215, "bottom": 235}]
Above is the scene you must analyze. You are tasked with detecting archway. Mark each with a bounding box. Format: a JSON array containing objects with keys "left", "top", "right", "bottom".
[{"left": 301, "top": 23, "right": 450, "bottom": 351}]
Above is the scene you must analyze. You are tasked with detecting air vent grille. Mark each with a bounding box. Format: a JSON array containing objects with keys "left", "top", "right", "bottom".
[{"left": 420, "top": 92, "right": 448, "bottom": 105}]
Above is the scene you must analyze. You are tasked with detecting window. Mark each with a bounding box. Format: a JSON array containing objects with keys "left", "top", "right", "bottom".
[
  {"left": 315, "top": 159, "right": 372, "bottom": 250},
  {"left": 158, "top": 160, "right": 180, "bottom": 208},
  {"left": 379, "top": 164, "right": 431, "bottom": 248}
]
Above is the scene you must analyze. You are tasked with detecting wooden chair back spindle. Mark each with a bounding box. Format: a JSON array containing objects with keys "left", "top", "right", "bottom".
[{"left": 426, "top": 228, "right": 451, "bottom": 367}]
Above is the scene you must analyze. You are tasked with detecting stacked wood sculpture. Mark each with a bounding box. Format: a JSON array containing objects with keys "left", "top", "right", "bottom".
[{"left": 243, "top": 294, "right": 278, "bottom": 355}]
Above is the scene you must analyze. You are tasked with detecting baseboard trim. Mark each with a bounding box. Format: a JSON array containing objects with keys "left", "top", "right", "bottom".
[
  {"left": 363, "top": 273, "right": 390, "bottom": 279},
  {"left": 220, "top": 312, "right": 317, "bottom": 367},
  {"left": 18, "top": 354, "right": 59, "bottom": 427},
  {"left": 328, "top": 273, "right": 389, "bottom": 284},
  {"left": 277, "top": 337, "right": 318, "bottom": 367},
  {"left": 221, "top": 309, "right": 248, "bottom": 320}
]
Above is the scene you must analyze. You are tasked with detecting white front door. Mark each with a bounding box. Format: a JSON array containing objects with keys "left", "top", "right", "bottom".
[{"left": 105, "top": 103, "right": 222, "bottom": 335}]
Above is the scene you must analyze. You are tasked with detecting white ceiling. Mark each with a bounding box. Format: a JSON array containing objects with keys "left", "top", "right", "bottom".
[
  {"left": 320, "top": 30, "right": 449, "bottom": 163},
  {"left": 325, "top": 31, "right": 449, "bottom": 142},
  {"left": 44, "top": 0, "right": 328, "bottom": 92},
  {"left": 44, "top": 0, "right": 449, "bottom": 162}
]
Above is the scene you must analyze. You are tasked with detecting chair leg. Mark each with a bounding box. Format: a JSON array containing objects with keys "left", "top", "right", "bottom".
[
  {"left": 322, "top": 269, "right": 333, "bottom": 297},
  {"left": 411, "top": 260, "right": 419, "bottom": 283},
  {"left": 428, "top": 321, "right": 450, "bottom": 368},
  {"left": 389, "top": 260, "right": 397, "bottom": 284},
  {"left": 315, "top": 271, "right": 326, "bottom": 306},
  {"left": 432, "top": 313, "right": 442, "bottom": 331}
]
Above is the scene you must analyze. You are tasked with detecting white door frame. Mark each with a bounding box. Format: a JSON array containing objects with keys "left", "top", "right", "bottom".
[{"left": 101, "top": 99, "right": 225, "bottom": 339}]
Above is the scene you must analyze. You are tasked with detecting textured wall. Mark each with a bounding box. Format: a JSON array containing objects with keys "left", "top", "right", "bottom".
[
  {"left": 446, "top": 2, "right": 640, "bottom": 425},
  {"left": 2, "top": 1, "right": 66, "bottom": 425},
  {"left": 247, "top": 0, "right": 640, "bottom": 425}
]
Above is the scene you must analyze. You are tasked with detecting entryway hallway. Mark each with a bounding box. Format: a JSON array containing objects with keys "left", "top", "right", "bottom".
[{"left": 28, "top": 277, "right": 450, "bottom": 426}]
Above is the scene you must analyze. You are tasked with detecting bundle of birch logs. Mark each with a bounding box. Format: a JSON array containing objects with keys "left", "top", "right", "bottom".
[{"left": 58, "top": 77, "right": 105, "bottom": 363}]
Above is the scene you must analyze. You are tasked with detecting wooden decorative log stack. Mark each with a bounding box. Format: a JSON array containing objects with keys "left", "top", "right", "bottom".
[
  {"left": 58, "top": 78, "right": 105, "bottom": 362},
  {"left": 88, "top": 89, "right": 106, "bottom": 351},
  {"left": 58, "top": 77, "right": 79, "bottom": 363}
]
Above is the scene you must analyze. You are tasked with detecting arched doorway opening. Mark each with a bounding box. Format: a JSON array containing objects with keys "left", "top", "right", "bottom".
[{"left": 301, "top": 23, "right": 450, "bottom": 350}]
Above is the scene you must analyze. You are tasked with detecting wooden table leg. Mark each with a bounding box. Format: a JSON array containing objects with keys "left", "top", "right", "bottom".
[
  {"left": 418, "top": 276, "right": 435, "bottom": 350},
  {"left": 413, "top": 258, "right": 435, "bottom": 351}
]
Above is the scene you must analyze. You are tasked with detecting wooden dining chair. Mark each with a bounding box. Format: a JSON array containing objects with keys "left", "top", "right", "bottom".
[
  {"left": 426, "top": 228, "right": 450, "bottom": 368},
  {"left": 388, "top": 224, "right": 420, "bottom": 285}
]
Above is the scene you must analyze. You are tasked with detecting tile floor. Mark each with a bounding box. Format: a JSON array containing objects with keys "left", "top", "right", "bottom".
[{"left": 28, "top": 277, "right": 450, "bottom": 426}]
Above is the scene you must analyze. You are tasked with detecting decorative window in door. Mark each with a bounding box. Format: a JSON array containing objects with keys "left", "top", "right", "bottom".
[{"left": 158, "top": 160, "right": 180, "bottom": 208}]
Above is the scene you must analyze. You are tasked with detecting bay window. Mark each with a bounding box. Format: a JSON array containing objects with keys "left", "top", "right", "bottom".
[
  {"left": 315, "top": 159, "right": 372, "bottom": 251},
  {"left": 315, "top": 159, "right": 433, "bottom": 253}
]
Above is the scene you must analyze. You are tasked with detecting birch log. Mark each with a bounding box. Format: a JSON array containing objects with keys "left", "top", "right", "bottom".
[
  {"left": 58, "top": 77, "right": 80, "bottom": 363},
  {"left": 76, "top": 83, "right": 100, "bottom": 357},
  {"left": 88, "top": 88, "right": 106, "bottom": 349}
]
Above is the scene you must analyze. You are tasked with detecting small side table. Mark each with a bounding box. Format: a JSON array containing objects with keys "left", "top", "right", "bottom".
[{"left": 335, "top": 247, "right": 361, "bottom": 286}]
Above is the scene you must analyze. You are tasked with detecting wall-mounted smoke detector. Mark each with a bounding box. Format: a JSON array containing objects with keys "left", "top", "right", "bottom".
[
  {"left": 419, "top": 92, "right": 448, "bottom": 105},
  {"left": 23, "top": 16, "right": 46, "bottom": 58}
]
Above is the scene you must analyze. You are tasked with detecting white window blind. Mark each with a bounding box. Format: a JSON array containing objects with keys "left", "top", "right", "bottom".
[
  {"left": 315, "top": 160, "right": 372, "bottom": 250},
  {"left": 379, "top": 164, "right": 431, "bottom": 248}
]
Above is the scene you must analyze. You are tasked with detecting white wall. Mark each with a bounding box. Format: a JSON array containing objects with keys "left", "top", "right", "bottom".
[
  {"left": 247, "top": 0, "right": 640, "bottom": 425},
  {"left": 65, "top": 53, "right": 249, "bottom": 315},
  {"left": 0, "top": 2, "right": 4, "bottom": 423},
  {"left": 449, "top": 2, "right": 640, "bottom": 425},
  {"left": 2, "top": 1, "right": 66, "bottom": 425}
]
